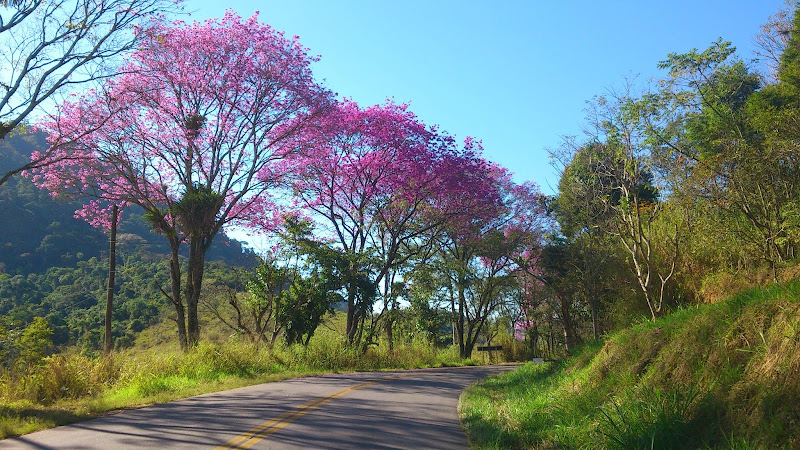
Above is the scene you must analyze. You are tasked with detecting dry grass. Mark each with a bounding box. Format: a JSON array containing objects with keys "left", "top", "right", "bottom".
[{"left": 700, "top": 262, "right": 800, "bottom": 303}]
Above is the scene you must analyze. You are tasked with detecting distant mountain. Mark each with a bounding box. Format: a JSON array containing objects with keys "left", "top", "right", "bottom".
[{"left": 0, "top": 132, "right": 260, "bottom": 275}]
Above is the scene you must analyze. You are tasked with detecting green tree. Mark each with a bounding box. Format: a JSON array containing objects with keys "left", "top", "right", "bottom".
[
  {"left": 245, "top": 261, "right": 292, "bottom": 346},
  {"left": 16, "top": 316, "right": 52, "bottom": 366},
  {"left": 553, "top": 141, "right": 621, "bottom": 338},
  {"left": 434, "top": 226, "right": 535, "bottom": 358},
  {"left": 648, "top": 38, "right": 799, "bottom": 277},
  {"left": 209, "top": 218, "right": 342, "bottom": 347},
  {"left": 277, "top": 217, "right": 348, "bottom": 346},
  {"left": 572, "top": 92, "right": 678, "bottom": 319},
  {"left": 537, "top": 237, "right": 586, "bottom": 353}
]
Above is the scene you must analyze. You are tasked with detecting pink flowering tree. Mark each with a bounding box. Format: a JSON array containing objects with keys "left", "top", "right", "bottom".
[
  {"left": 290, "top": 100, "right": 492, "bottom": 347},
  {"left": 433, "top": 173, "right": 548, "bottom": 358},
  {"left": 509, "top": 235, "right": 548, "bottom": 352},
  {"left": 29, "top": 12, "right": 331, "bottom": 350}
]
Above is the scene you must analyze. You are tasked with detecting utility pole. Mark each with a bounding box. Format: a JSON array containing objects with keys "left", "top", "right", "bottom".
[{"left": 104, "top": 205, "right": 118, "bottom": 354}]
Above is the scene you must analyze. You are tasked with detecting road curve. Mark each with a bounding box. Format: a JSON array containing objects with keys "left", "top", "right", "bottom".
[{"left": 0, "top": 364, "right": 518, "bottom": 449}]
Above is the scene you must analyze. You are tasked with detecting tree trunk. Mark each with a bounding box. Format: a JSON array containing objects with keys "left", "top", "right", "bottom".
[
  {"left": 590, "top": 290, "right": 599, "bottom": 341},
  {"left": 449, "top": 286, "right": 457, "bottom": 346},
  {"left": 185, "top": 236, "right": 207, "bottom": 348},
  {"left": 168, "top": 238, "right": 188, "bottom": 352},
  {"left": 559, "top": 294, "right": 577, "bottom": 354},
  {"left": 269, "top": 328, "right": 281, "bottom": 348},
  {"left": 386, "top": 318, "right": 394, "bottom": 352},
  {"left": 345, "top": 281, "right": 357, "bottom": 345},
  {"left": 586, "top": 235, "right": 600, "bottom": 341},
  {"left": 103, "top": 205, "right": 118, "bottom": 355},
  {"left": 528, "top": 324, "right": 540, "bottom": 357},
  {"left": 457, "top": 280, "right": 466, "bottom": 358},
  {"left": 386, "top": 278, "right": 397, "bottom": 352}
]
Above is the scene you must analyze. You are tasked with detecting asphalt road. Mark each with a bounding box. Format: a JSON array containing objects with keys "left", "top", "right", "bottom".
[{"left": 0, "top": 364, "right": 518, "bottom": 449}]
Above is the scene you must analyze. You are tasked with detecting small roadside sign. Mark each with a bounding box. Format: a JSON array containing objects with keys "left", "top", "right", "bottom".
[{"left": 477, "top": 345, "right": 503, "bottom": 352}]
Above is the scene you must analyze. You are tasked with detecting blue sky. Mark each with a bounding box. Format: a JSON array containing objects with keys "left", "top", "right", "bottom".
[{"left": 191, "top": 1, "right": 786, "bottom": 194}]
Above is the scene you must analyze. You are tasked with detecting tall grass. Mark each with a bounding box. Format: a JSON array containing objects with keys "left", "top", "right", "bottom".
[{"left": 596, "top": 388, "right": 699, "bottom": 449}]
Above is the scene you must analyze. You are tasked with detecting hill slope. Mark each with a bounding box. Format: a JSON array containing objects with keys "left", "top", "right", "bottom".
[{"left": 460, "top": 282, "right": 800, "bottom": 448}]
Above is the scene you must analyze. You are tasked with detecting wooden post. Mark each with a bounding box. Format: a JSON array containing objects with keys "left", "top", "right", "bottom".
[{"left": 104, "top": 205, "right": 118, "bottom": 354}]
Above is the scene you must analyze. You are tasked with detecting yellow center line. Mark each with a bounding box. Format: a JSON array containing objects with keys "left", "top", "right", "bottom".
[{"left": 215, "top": 373, "right": 409, "bottom": 449}]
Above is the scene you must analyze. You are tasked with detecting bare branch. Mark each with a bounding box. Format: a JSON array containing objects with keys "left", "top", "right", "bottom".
[{"left": 0, "top": 0, "right": 179, "bottom": 187}]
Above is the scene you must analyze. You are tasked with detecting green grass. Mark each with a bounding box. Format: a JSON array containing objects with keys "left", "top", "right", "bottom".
[{"left": 460, "top": 281, "right": 800, "bottom": 448}]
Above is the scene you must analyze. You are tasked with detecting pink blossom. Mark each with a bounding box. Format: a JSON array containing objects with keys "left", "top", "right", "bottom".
[{"left": 30, "top": 11, "right": 332, "bottom": 238}]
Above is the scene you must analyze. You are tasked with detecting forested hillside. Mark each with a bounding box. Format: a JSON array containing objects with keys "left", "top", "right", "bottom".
[{"left": 0, "top": 133, "right": 105, "bottom": 274}]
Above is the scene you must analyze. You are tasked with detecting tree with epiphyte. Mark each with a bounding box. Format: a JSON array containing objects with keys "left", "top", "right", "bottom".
[{"left": 29, "top": 12, "right": 331, "bottom": 351}]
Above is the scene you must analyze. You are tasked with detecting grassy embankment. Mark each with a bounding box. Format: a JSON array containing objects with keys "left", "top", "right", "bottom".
[
  {"left": 460, "top": 281, "right": 800, "bottom": 448},
  {"left": 0, "top": 320, "right": 473, "bottom": 439}
]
